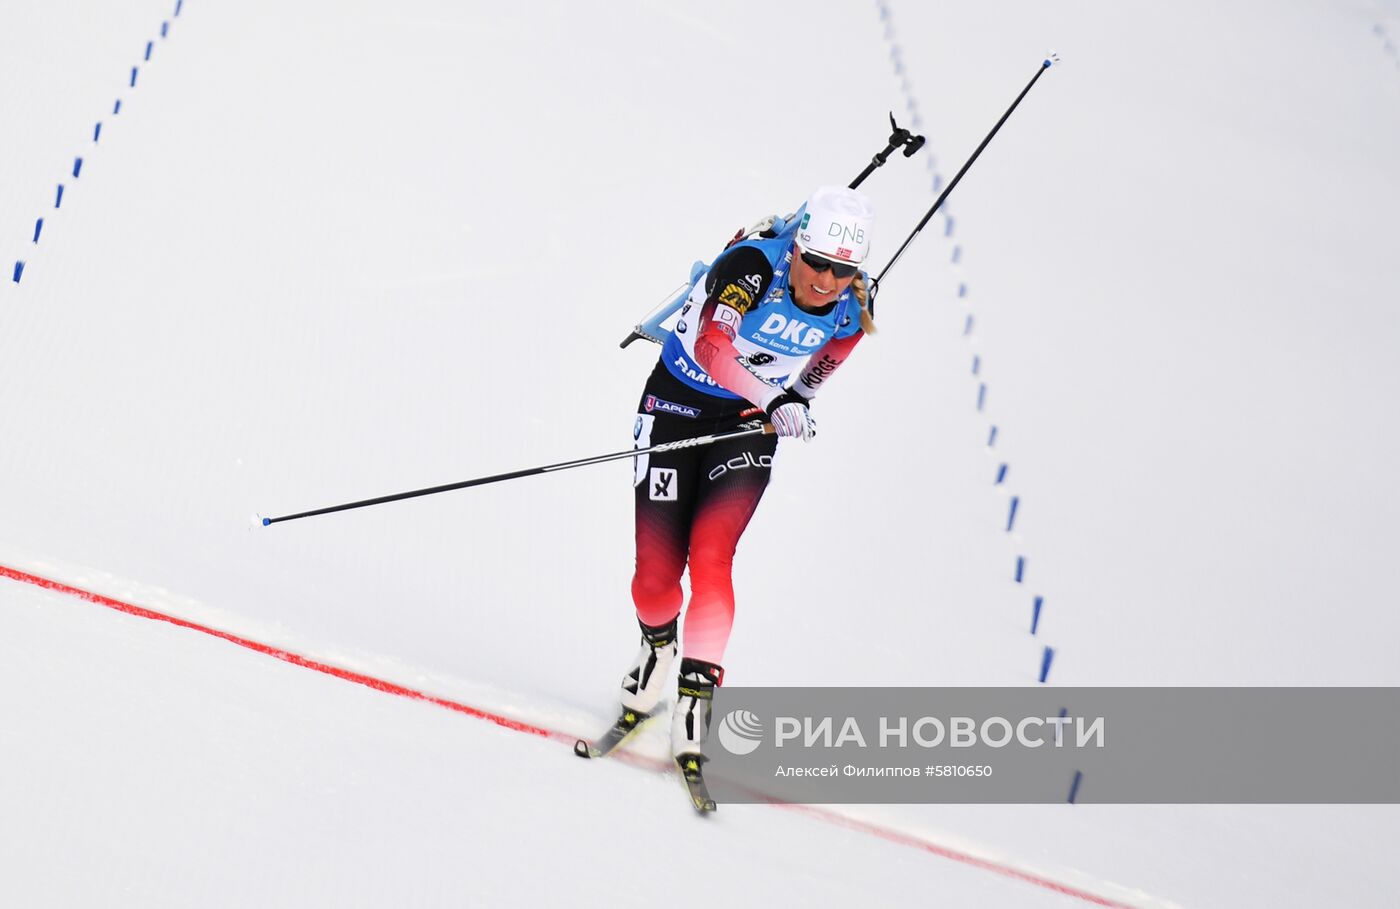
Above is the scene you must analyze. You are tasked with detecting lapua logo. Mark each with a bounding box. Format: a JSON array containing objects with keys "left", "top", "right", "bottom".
[{"left": 758, "top": 312, "right": 826, "bottom": 348}]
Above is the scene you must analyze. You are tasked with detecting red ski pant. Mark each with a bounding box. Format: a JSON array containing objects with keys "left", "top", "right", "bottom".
[{"left": 630, "top": 409, "right": 776, "bottom": 667}]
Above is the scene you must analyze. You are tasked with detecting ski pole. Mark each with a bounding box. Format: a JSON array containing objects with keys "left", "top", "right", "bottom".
[
  {"left": 261, "top": 424, "right": 775, "bottom": 526},
  {"left": 871, "top": 53, "right": 1060, "bottom": 310},
  {"left": 849, "top": 112, "right": 926, "bottom": 190}
]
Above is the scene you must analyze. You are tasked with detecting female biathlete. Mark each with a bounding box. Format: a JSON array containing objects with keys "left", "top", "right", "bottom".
[{"left": 616, "top": 186, "right": 877, "bottom": 762}]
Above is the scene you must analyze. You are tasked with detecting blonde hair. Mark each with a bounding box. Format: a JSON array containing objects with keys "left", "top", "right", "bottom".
[{"left": 853, "top": 273, "right": 877, "bottom": 335}]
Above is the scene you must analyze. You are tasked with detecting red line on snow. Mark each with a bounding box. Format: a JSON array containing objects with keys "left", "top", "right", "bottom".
[
  {"left": 1, "top": 562, "right": 1146, "bottom": 909},
  {"left": 782, "top": 803, "right": 1143, "bottom": 908},
  {"left": 0, "top": 563, "right": 566, "bottom": 744}
]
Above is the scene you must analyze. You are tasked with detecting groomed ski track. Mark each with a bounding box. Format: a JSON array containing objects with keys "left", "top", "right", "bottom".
[
  {"left": 3, "top": 0, "right": 1398, "bottom": 906},
  {"left": 0, "top": 561, "right": 1157, "bottom": 909}
]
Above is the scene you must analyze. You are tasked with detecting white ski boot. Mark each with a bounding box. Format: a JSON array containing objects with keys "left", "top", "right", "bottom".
[
  {"left": 672, "top": 658, "right": 724, "bottom": 811},
  {"left": 671, "top": 657, "right": 724, "bottom": 760},
  {"left": 619, "top": 617, "right": 678, "bottom": 714}
]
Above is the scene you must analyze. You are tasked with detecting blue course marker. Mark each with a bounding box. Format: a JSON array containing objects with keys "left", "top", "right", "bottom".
[
  {"left": 1038, "top": 645, "right": 1054, "bottom": 682},
  {"left": 33, "top": 218, "right": 44, "bottom": 243},
  {"left": 1015, "top": 555, "right": 1025, "bottom": 583},
  {"left": 976, "top": 383, "right": 986, "bottom": 411},
  {"left": 145, "top": 41, "right": 154, "bottom": 61},
  {"left": 73, "top": 157, "right": 83, "bottom": 178},
  {"left": 161, "top": 21, "right": 169, "bottom": 38},
  {"left": 987, "top": 425, "right": 998, "bottom": 447},
  {"left": 944, "top": 216, "right": 955, "bottom": 237},
  {"left": 1031, "top": 595, "right": 1043, "bottom": 634},
  {"left": 958, "top": 282, "right": 967, "bottom": 298},
  {"left": 963, "top": 313, "right": 974, "bottom": 336},
  {"left": 114, "top": 98, "right": 122, "bottom": 114},
  {"left": 1006, "top": 495, "right": 1019, "bottom": 532},
  {"left": 951, "top": 245, "right": 962, "bottom": 264},
  {"left": 995, "top": 463, "right": 1008, "bottom": 485},
  {"left": 12, "top": 261, "right": 24, "bottom": 283},
  {"left": 971, "top": 355, "right": 980, "bottom": 375},
  {"left": 176, "top": 0, "right": 184, "bottom": 15},
  {"left": 130, "top": 66, "right": 139, "bottom": 87},
  {"left": 55, "top": 184, "right": 64, "bottom": 208},
  {"left": 1068, "top": 770, "right": 1082, "bottom": 803},
  {"left": 94, "top": 121, "right": 102, "bottom": 142}
]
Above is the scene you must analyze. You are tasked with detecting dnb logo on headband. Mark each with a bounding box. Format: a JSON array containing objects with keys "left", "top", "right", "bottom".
[
  {"left": 827, "top": 222, "right": 865, "bottom": 247},
  {"left": 644, "top": 394, "right": 700, "bottom": 419}
]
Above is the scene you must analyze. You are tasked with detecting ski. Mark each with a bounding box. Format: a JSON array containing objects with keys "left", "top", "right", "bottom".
[
  {"left": 573, "top": 708, "right": 652, "bottom": 759},
  {"left": 575, "top": 713, "right": 717, "bottom": 813},
  {"left": 676, "top": 754, "right": 717, "bottom": 813}
]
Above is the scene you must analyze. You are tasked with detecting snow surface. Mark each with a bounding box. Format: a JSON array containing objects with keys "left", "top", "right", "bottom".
[{"left": 2, "top": 1, "right": 1398, "bottom": 906}]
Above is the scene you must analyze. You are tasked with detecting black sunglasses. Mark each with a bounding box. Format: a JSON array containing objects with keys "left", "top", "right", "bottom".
[{"left": 798, "top": 248, "right": 859, "bottom": 279}]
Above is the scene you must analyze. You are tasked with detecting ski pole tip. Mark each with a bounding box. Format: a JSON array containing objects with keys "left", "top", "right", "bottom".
[
  {"left": 1043, "top": 51, "right": 1061, "bottom": 68},
  {"left": 261, "top": 516, "right": 272, "bottom": 526}
]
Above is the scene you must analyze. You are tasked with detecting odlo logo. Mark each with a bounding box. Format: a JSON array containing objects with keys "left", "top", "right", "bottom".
[
  {"left": 708, "top": 451, "right": 772, "bottom": 480},
  {"left": 717, "top": 710, "right": 764, "bottom": 755}
]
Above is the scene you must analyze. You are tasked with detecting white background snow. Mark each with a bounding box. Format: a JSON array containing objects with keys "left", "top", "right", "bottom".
[{"left": 2, "top": 1, "right": 1398, "bottom": 906}]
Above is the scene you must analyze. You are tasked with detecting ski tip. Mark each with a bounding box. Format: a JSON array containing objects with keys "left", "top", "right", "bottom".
[{"left": 573, "top": 739, "right": 597, "bottom": 759}]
